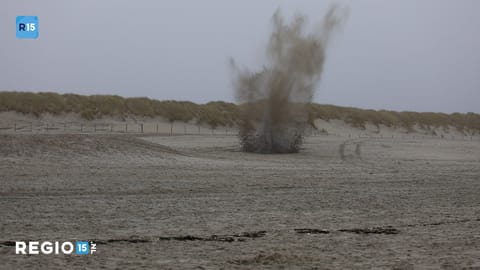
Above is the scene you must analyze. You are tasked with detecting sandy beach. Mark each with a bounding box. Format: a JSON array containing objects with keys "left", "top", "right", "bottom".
[{"left": 1, "top": 125, "right": 479, "bottom": 269}]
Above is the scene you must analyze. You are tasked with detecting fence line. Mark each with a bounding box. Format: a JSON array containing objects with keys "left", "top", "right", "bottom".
[
  {"left": 0, "top": 121, "right": 241, "bottom": 136},
  {"left": 0, "top": 121, "right": 478, "bottom": 141}
]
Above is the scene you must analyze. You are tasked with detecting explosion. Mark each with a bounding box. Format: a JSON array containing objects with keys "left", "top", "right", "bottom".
[{"left": 231, "top": 6, "right": 347, "bottom": 153}]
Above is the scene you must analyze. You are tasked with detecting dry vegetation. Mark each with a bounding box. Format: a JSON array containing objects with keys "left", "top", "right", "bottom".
[{"left": 1, "top": 91, "right": 479, "bottom": 134}]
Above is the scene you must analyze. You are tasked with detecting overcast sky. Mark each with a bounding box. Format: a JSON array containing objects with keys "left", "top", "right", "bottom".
[{"left": 1, "top": 0, "right": 479, "bottom": 113}]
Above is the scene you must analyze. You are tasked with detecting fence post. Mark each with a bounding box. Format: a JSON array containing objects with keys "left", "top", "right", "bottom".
[
  {"left": 184, "top": 125, "right": 186, "bottom": 135},
  {"left": 140, "top": 123, "right": 143, "bottom": 133},
  {"left": 110, "top": 124, "right": 113, "bottom": 132},
  {"left": 30, "top": 122, "right": 33, "bottom": 132},
  {"left": 156, "top": 124, "right": 159, "bottom": 134},
  {"left": 125, "top": 123, "right": 128, "bottom": 133},
  {"left": 14, "top": 122, "right": 16, "bottom": 133},
  {"left": 81, "top": 123, "right": 83, "bottom": 132},
  {"left": 94, "top": 124, "right": 97, "bottom": 133}
]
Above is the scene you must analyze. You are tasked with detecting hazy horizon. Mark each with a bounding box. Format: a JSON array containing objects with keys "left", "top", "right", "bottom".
[{"left": 2, "top": 0, "right": 479, "bottom": 113}]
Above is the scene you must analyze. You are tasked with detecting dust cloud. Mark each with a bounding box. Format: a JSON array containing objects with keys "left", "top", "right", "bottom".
[{"left": 231, "top": 6, "right": 347, "bottom": 153}]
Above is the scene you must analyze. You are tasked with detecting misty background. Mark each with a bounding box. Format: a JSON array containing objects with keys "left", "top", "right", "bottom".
[{"left": 1, "top": 0, "right": 479, "bottom": 113}]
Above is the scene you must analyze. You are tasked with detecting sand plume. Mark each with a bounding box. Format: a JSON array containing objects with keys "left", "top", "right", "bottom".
[{"left": 231, "top": 6, "right": 347, "bottom": 153}]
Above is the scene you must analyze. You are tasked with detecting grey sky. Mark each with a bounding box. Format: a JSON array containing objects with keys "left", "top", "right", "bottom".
[{"left": 1, "top": 0, "right": 479, "bottom": 113}]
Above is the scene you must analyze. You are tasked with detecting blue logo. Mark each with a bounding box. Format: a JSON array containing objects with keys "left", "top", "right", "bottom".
[
  {"left": 75, "top": 241, "right": 89, "bottom": 255},
  {"left": 16, "top": 16, "right": 39, "bottom": 39}
]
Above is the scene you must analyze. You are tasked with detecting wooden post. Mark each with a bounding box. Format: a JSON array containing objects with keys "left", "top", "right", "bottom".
[
  {"left": 140, "top": 123, "right": 143, "bottom": 133},
  {"left": 14, "top": 122, "right": 16, "bottom": 133},
  {"left": 184, "top": 124, "right": 186, "bottom": 135},
  {"left": 94, "top": 124, "right": 97, "bottom": 133},
  {"left": 156, "top": 124, "right": 159, "bottom": 134},
  {"left": 81, "top": 123, "right": 83, "bottom": 132},
  {"left": 125, "top": 123, "right": 128, "bottom": 133}
]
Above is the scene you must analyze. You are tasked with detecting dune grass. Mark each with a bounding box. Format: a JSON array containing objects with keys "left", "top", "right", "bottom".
[{"left": 0, "top": 91, "right": 479, "bottom": 134}]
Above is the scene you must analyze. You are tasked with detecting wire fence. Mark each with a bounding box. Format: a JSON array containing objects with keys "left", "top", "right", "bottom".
[
  {"left": 0, "top": 121, "right": 239, "bottom": 136},
  {"left": 0, "top": 121, "right": 478, "bottom": 141}
]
